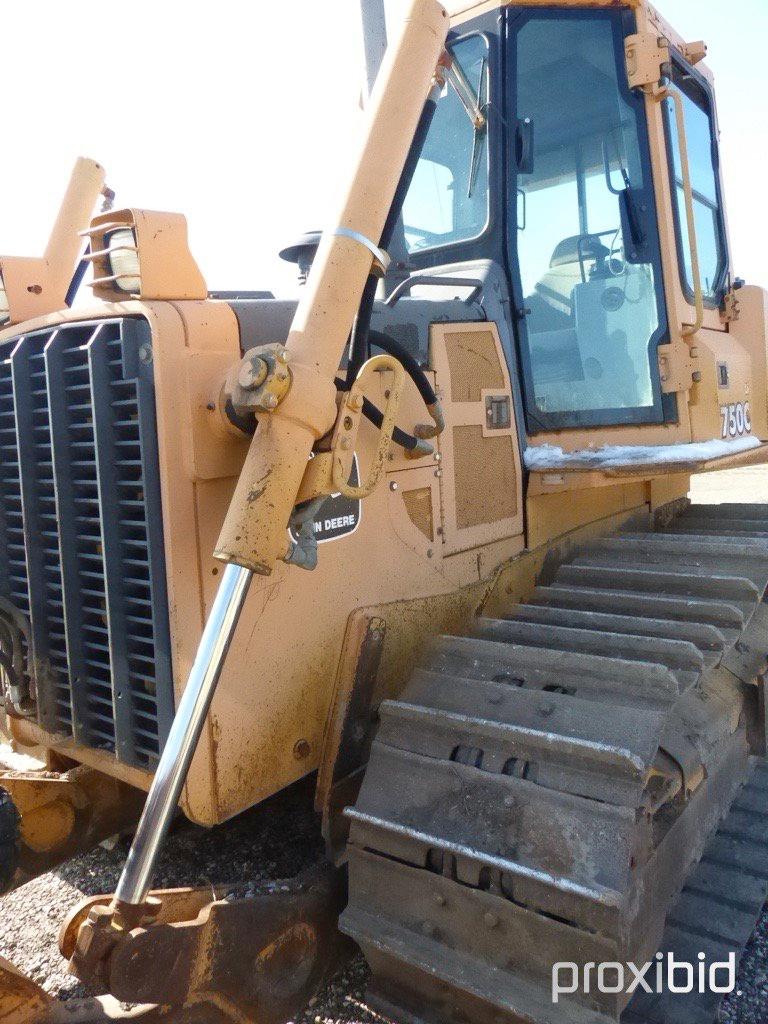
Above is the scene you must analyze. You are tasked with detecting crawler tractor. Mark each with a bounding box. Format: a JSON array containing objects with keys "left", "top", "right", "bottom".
[{"left": 1, "top": 0, "right": 768, "bottom": 1022}]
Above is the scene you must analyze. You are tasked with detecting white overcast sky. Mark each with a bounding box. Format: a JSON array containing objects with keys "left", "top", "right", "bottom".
[{"left": 1, "top": 0, "right": 766, "bottom": 299}]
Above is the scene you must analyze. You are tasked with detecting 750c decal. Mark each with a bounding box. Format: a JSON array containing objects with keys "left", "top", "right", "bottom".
[{"left": 720, "top": 402, "right": 752, "bottom": 439}]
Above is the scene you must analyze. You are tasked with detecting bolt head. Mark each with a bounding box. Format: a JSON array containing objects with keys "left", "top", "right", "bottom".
[
  {"left": 293, "top": 738, "right": 311, "bottom": 760},
  {"left": 390, "top": 481, "right": 398, "bottom": 491},
  {"left": 433, "top": 892, "right": 446, "bottom": 906},
  {"left": 277, "top": 349, "right": 291, "bottom": 364},
  {"left": 484, "top": 912, "right": 499, "bottom": 929},
  {"left": 263, "top": 393, "right": 279, "bottom": 410},
  {"left": 239, "top": 356, "right": 268, "bottom": 390}
]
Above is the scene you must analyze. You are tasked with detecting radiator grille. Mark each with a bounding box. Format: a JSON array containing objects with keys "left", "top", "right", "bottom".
[{"left": 0, "top": 318, "right": 173, "bottom": 768}]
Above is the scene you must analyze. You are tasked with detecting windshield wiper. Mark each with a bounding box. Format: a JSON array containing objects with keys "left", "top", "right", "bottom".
[
  {"left": 467, "top": 58, "right": 488, "bottom": 198},
  {"left": 444, "top": 47, "right": 488, "bottom": 199}
]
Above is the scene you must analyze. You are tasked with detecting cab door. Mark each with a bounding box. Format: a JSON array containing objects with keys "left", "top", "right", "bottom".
[{"left": 505, "top": 6, "right": 674, "bottom": 434}]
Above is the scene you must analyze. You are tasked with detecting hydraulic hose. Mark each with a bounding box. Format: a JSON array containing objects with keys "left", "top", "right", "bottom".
[
  {"left": 367, "top": 330, "right": 444, "bottom": 439},
  {"left": 345, "top": 80, "right": 443, "bottom": 389},
  {"left": 65, "top": 244, "right": 91, "bottom": 307},
  {"left": 334, "top": 376, "right": 424, "bottom": 452},
  {"left": 368, "top": 329, "right": 436, "bottom": 405}
]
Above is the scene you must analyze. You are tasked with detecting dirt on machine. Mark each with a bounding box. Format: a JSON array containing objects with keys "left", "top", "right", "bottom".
[{"left": 1, "top": 0, "right": 768, "bottom": 1022}]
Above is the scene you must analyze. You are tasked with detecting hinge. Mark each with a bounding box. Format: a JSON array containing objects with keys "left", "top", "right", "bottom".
[
  {"left": 625, "top": 32, "right": 670, "bottom": 90},
  {"left": 658, "top": 343, "right": 696, "bottom": 394},
  {"left": 721, "top": 289, "right": 742, "bottom": 324}
]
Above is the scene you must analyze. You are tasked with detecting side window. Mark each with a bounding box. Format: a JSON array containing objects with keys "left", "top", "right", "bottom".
[
  {"left": 664, "top": 63, "right": 728, "bottom": 305},
  {"left": 402, "top": 33, "right": 489, "bottom": 254}
]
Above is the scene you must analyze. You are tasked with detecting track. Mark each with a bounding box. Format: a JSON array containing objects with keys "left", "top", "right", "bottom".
[{"left": 341, "top": 504, "right": 768, "bottom": 1024}]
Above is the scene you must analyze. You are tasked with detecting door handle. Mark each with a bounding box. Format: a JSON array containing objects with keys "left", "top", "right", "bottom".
[{"left": 516, "top": 117, "right": 535, "bottom": 174}]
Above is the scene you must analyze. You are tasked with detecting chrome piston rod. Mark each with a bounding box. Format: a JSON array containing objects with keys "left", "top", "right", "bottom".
[{"left": 114, "top": 562, "right": 252, "bottom": 906}]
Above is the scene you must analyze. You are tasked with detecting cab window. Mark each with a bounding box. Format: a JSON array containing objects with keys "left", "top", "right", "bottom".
[
  {"left": 402, "top": 33, "right": 489, "bottom": 254},
  {"left": 511, "top": 10, "right": 668, "bottom": 429},
  {"left": 664, "top": 62, "right": 728, "bottom": 305}
]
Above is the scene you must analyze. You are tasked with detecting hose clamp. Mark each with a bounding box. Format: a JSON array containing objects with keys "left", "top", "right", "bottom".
[{"left": 333, "top": 227, "right": 390, "bottom": 277}]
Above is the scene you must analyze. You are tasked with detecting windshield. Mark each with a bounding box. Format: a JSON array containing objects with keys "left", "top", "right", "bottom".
[{"left": 401, "top": 34, "right": 490, "bottom": 255}]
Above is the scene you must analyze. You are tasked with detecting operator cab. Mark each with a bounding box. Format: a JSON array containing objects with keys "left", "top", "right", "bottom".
[{"left": 393, "top": 4, "right": 729, "bottom": 436}]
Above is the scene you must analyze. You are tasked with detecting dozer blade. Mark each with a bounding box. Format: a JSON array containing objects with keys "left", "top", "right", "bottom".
[{"left": 342, "top": 508, "right": 768, "bottom": 1024}]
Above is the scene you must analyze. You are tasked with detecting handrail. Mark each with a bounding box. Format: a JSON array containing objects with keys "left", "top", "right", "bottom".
[
  {"left": 384, "top": 273, "right": 483, "bottom": 307},
  {"left": 654, "top": 83, "right": 705, "bottom": 337},
  {"left": 332, "top": 354, "right": 406, "bottom": 499}
]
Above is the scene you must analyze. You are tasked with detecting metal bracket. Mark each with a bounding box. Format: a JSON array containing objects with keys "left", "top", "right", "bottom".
[
  {"left": 658, "top": 343, "right": 696, "bottom": 395},
  {"left": 62, "top": 866, "right": 349, "bottom": 1023},
  {"left": 332, "top": 227, "right": 390, "bottom": 277},
  {"left": 721, "top": 289, "right": 742, "bottom": 324},
  {"left": 316, "top": 612, "right": 387, "bottom": 863},
  {"left": 625, "top": 31, "right": 670, "bottom": 89},
  {"left": 681, "top": 39, "right": 707, "bottom": 66}
]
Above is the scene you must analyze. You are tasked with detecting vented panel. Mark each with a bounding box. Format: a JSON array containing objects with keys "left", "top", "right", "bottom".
[
  {"left": 444, "top": 329, "right": 505, "bottom": 402},
  {"left": 12, "top": 332, "right": 73, "bottom": 732},
  {"left": 402, "top": 488, "right": 434, "bottom": 542},
  {"left": 0, "top": 338, "right": 33, "bottom": 712},
  {"left": 453, "top": 426, "right": 518, "bottom": 530},
  {"left": 0, "top": 318, "right": 173, "bottom": 768}
]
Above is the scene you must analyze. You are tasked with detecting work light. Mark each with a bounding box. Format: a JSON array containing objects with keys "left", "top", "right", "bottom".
[{"left": 106, "top": 228, "right": 141, "bottom": 292}]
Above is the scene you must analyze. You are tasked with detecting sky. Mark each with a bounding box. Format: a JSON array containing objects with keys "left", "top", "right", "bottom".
[{"left": 1, "top": 0, "right": 766, "bottom": 299}]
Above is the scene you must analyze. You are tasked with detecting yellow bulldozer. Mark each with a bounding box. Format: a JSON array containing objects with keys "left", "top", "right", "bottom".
[{"left": 1, "top": 0, "right": 767, "bottom": 1021}]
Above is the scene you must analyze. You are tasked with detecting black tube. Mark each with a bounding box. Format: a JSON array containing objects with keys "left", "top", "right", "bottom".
[
  {"left": 0, "top": 649, "right": 20, "bottom": 698},
  {"left": 345, "top": 88, "right": 441, "bottom": 389},
  {"left": 65, "top": 244, "right": 91, "bottom": 308},
  {"left": 334, "top": 376, "right": 417, "bottom": 450},
  {"left": 368, "top": 330, "right": 436, "bottom": 406},
  {"left": 345, "top": 275, "right": 378, "bottom": 388}
]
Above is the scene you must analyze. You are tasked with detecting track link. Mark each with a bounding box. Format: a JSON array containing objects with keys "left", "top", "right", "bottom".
[{"left": 341, "top": 503, "right": 768, "bottom": 1024}]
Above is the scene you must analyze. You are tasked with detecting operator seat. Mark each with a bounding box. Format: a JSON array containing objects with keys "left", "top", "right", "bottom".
[{"left": 525, "top": 233, "right": 610, "bottom": 387}]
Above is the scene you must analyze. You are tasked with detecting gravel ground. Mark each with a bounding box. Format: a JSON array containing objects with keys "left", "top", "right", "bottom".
[{"left": 2, "top": 469, "right": 768, "bottom": 1022}]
